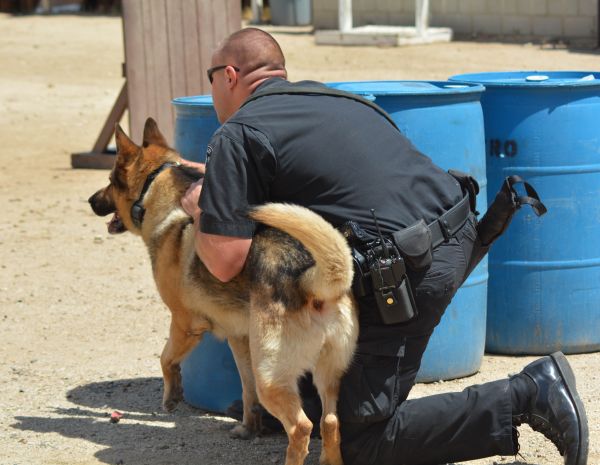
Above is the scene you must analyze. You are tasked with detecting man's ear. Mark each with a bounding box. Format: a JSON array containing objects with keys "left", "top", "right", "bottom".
[
  {"left": 115, "top": 124, "right": 138, "bottom": 165},
  {"left": 142, "top": 117, "right": 169, "bottom": 148},
  {"left": 224, "top": 65, "right": 238, "bottom": 89}
]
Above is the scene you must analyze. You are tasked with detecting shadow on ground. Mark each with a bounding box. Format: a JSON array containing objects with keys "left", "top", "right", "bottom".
[
  {"left": 11, "top": 377, "right": 539, "bottom": 465},
  {"left": 11, "top": 377, "right": 289, "bottom": 465}
]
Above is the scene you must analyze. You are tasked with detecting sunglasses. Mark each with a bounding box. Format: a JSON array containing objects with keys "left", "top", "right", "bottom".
[{"left": 207, "top": 65, "right": 240, "bottom": 84}]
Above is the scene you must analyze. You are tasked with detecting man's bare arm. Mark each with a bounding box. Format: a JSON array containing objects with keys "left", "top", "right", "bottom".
[{"left": 181, "top": 179, "right": 251, "bottom": 282}]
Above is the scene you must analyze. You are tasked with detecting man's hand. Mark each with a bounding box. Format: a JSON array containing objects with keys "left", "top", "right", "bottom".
[
  {"left": 180, "top": 158, "right": 206, "bottom": 174},
  {"left": 181, "top": 179, "right": 204, "bottom": 222}
]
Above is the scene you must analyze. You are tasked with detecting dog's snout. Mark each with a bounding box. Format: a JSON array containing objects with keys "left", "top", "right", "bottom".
[{"left": 88, "top": 188, "right": 115, "bottom": 217}]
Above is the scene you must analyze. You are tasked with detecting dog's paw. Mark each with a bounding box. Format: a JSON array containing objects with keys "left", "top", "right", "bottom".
[
  {"left": 162, "top": 398, "right": 180, "bottom": 412},
  {"left": 230, "top": 424, "right": 255, "bottom": 440},
  {"left": 162, "top": 387, "right": 184, "bottom": 412},
  {"left": 319, "top": 447, "right": 344, "bottom": 465}
]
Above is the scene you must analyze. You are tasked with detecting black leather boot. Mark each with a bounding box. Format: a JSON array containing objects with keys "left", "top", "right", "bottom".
[{"left": 512, "top": 351, "right": 588, "bottom": 465}]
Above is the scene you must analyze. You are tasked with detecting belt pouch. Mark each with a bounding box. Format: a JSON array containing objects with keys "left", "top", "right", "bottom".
[{"left": 391, "top": 220, "right": 433, "bottom": 271}]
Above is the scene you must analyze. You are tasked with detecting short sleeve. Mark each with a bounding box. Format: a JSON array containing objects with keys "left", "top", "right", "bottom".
[{"left": 199, "top": 127, "right": 275, "bottom": 238}]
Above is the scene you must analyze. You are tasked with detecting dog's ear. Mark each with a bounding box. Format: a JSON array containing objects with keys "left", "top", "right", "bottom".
[
  {"left": 142, "top": 117, "right": 168, "bottom": 148},
  {"left": 115, "top": 123, "right": 138, "bottom": 165}
]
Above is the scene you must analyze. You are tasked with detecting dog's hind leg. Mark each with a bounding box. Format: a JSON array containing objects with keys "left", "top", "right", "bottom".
[
  {"left": 314, "top": 297, "right": 358, "bottom": 465},
  {"left": 313, "top": 354, "right": 344, "bottom": 465},
  {"left": 256, "top": 379, "right": 313, "bottom": 465},
  {"left": 160, "top": 315, "right": 209, "bottom": 412},
  {"left": 228, "top": 336, "right": 262, "bottom": 439},
  {"left": 249, "top": 307, "right": 314, "bottom": 465}
]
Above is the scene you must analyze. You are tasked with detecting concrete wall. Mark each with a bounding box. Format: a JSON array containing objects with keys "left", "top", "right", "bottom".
[{"left": 313, "top": 0, "right": 598, "bottom": 45}]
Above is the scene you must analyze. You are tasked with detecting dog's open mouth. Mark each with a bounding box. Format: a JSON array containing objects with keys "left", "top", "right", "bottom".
[{"left": 107, "top": 212, "right": 126, "bottom": 234}]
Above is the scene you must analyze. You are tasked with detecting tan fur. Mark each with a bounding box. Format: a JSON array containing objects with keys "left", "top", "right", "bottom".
[
  {"left": 249, "top": 203, "right": 354, "bottom": 301},
  {"left": 88, "top": 119, "right": 359, "bottom": 465}
]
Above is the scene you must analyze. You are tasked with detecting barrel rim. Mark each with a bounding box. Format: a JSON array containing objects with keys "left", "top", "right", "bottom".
[
  {"left": 450, "top": 71, "right": 600, "bottom": 89},
  {"left": 172, "top": 95, "right": 213, "bottom": 106},
  {"left": 325, "top": 80, "right": 485, "bottom": 96}
]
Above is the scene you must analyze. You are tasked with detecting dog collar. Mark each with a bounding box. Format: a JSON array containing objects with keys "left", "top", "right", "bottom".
[{"left": 131, "top": 162, "right": 180, "bottom": 229}]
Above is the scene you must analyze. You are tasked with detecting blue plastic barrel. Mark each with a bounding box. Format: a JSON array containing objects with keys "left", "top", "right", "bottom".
[
  {"left": 180, "top": 333, "right": 242, "bottom": 412},
  {"left": 172, "top": 95, "right": 221, "bottom": 163},
  {"left": 327, "top": 81, "right": 488, "bottom": 382},
  {"left": 270, "top": 0, "right": 311, "bottom": 26},
  {"left": 450, "top": 71, "right": 600, "bottom": 355},
  {"left": 172, "top": 95, "right": 242, "bottom": 413}
]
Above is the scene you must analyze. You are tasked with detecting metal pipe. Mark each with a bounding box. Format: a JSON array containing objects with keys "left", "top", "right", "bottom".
[{"left": 339, "top": 0, "right": 352, "bottom": 32}]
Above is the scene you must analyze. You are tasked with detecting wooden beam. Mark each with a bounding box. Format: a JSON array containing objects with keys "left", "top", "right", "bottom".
[
  {"left": 70, "top": 152, "right": 117, "bottom": 169},
  {"left": 92, "top": 81, "right": 127, "bottom": 153},
  {"left": 71, "top": 81, "right": 127, "bottom": 169}
]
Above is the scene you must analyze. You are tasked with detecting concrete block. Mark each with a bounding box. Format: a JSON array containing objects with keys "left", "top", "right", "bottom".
[
  {"left": 314, "top": 26, "right": 452, "bottom": 47},
  {"left": 486, "top": 0, "right": 505, "bottom": 15},
  {"left": 532, "top": 16, "right": 563, "bottom": 36},
  {"left": 396, "top": 0, "right": 415, "bottom": 13},
  {"left": 312, "top": 0, "right": 337, "bottom": 12},
  {"left": 459, "top": 0, "right": 486, "bottom": 14},
  {"left": 430, "top": 0, "right": 459, "bottom": 14},
  {"left": 502, "top": 15, "right": 532, "bottom": 35},
  {"left": 353, "top": 0, "right": 370, "bottom": 12},
  {"left": 430, "top": 0, "right": 445, "bottom": 14},
  {"left": 502, "top": 0, "right": 519, "bottom": 15},
  {"left": 564, "top": 16, "right": 596, "bottom": 37},
  {"left": 434, "top": 13, "right": 472, "bottom": 33},
  {"left": 389, "top": 12, "right": 416, "bottom": 26},
  {"left": 362, "top": 9, "right": 389, "bottom": 25},
  {"left": 518, "top": 0, "right": 547, "bottom": 15},
  {"left": 313, "top": 9, "right": 339, "bottom": 30},
  {"left": 473, "top": 14, "right": 503, "bottom": 34},
  {"left": 547, "top": 0, "right": 579, "bottom": 16},
  {"left": 578, "top": 0, "right": 597, "bottom": 15}
]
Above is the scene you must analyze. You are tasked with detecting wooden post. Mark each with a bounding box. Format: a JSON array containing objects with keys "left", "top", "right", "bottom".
[
  {"left": 339, "top": 0, "right": 352, "bottom": 32},
  {"left": 72, "top": 0, "right": 241, "bottom": 169}
]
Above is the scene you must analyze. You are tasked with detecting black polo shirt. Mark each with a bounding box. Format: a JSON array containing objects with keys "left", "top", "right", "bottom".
[{"left": 199, "top": 78, "right": 462, "bottom": 238}]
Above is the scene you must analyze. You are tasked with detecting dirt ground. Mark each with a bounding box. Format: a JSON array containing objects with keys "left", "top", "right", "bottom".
[{"left": 0, "top": 12, "right": 598, "bottom": 465}]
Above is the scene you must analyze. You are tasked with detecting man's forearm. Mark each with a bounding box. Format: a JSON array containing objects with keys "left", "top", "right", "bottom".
[{"left": 193, "top": 215, "right": 252, "bottom": 283}]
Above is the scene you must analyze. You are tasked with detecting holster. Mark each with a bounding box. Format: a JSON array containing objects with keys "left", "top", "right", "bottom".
[
  {"left": 465, "top": 175, "right": 547, "bottom": 277},
  {"left": 478, "top": 175, "right": 547, "bottom": 246}
]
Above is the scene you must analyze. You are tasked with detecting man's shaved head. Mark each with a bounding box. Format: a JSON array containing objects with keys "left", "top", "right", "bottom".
[
  {"left": 210, "top": 28, "right": 288, "bottom": 123},
  {"left": 214, "top": 28, "right": 286, "bottom": 78}
]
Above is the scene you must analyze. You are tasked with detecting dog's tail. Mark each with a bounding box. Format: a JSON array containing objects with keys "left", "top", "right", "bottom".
[{"left": 249, "top": 203, "right": 354, "bottom": 301}]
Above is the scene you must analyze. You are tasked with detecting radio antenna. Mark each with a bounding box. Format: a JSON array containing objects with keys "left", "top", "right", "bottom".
[{"left": 370, "top": 209, "right": 390, "bottom": 259}]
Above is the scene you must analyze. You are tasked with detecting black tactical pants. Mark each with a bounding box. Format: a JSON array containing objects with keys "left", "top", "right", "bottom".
[{"left": 338, "top": 214, "right": 516, "bottom": 465}]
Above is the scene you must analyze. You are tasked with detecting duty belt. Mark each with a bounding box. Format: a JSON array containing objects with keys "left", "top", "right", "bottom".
[
  {"left": 428, "top": 193, "right": 471, "bottom": 249},
  {"left": 346, "top": 193, "right": 472, "bottom": 300}
]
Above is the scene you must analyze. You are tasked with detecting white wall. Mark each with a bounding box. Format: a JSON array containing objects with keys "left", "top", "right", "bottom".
[{"left": 312, "top": 0, "right": 598, "bottom": 45}]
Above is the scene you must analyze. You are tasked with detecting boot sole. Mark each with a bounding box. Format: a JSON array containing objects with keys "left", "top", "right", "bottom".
[{"left": 550, "top": 351, "right": 589, "bottom": 465}]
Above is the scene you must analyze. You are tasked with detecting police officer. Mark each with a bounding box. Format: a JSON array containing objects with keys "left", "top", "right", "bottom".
[{"left": 181, "top": 28, "right": 588, "bottom": 465}]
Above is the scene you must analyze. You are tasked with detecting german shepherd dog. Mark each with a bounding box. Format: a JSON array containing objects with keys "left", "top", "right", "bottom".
[{"left": 88, "top": 118, "right": 358, "bottom": 465}]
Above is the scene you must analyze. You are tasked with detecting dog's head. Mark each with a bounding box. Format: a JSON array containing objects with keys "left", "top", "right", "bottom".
[{"left": 88, "top": 118, "right": 181, "bottom": 235}]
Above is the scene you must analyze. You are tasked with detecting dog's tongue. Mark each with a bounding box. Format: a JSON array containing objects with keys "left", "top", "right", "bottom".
[{"left": 107, "top": 212, "right": 125, "bottom": 234}]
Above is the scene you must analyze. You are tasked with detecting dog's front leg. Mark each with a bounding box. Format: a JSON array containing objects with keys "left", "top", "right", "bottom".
[
  {"left": 160, "top": 316, "right": 209, "bottom": 412},
  {"left": 228, "top": 336, "right": 262, "bottom": 439}
]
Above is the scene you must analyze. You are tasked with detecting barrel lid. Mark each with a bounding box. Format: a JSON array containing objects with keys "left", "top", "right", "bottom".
[
  {"left": 326, "top": 80, "right": 485, "bottom": 96},
  {"left": 172, "top": 95, "right": 213, "bottom": 106},
  {"left": 450, "top": 71, "right": 600, "bottom": 88}
]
